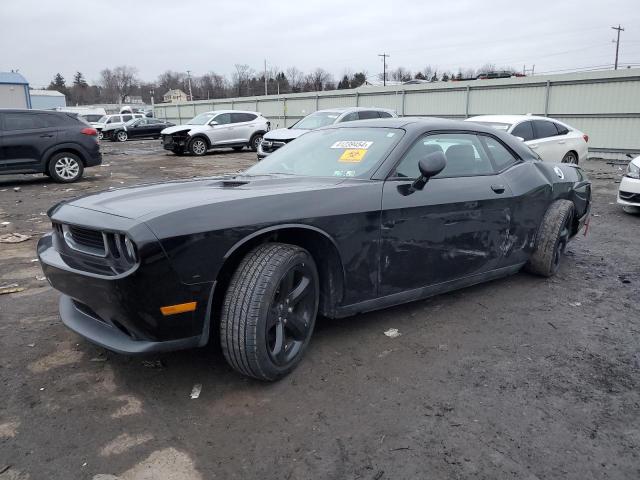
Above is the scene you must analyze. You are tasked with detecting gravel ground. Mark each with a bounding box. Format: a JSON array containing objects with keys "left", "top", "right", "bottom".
[{"left": 0, "top": 140, "right": 638, "bottom": 480}]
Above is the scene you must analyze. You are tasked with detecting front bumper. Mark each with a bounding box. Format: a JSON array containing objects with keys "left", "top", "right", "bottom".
[
  {"left": 617, "top": 175, "right": 640, "bottom": 206},
  {"left": 256, "top": 141, "right": 270, "bottom": 159},
  {"left": 38, "top": 228, "right": 213, "bottom": 355}
]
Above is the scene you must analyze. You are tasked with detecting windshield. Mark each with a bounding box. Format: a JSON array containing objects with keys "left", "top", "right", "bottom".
[
  {"left": 470, "top": 121, "right": 512, "bottom": 131},
  {"left": 245, "top": 127, "right": 403, "bottom": 178},
  {"left": 292, "top": 111, "right": 341, "bottom": 130},
  {"left": 96, "top": 115, "right": 108, "bottom": 123},
  {"left": 187, "top": 113, "right": 216, "bottom": 125}
]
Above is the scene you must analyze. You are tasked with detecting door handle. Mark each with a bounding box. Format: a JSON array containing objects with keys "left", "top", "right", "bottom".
[
  {"left": 491, "top": 184, "right": 506, "bottom": 194},
  {"left": 558, "top": 140, "right": 566, "bottom": 144}
]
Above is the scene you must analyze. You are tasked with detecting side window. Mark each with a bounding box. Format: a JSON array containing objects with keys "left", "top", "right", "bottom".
[
  {"left": 511, "top": 121, "right": 534, "bottom": 141},
  {"left": 358, "top": 111, "right": 379, "bottom": 120},
  {"left": 394, "top": 133, "right": 494, "bottom": 179},
  {"left": 533, "top": 120, "right": 558, "bottom": 139},
  {"left": 122, "top": 115, "right": 133, "bottom": 122},
  {"left": 37, "top": 114, "right": 60, "bottom": 127},
  {"left": 554, "top": 123, "right": 569, "bottom": 135},
  {"left": 4, "top": 113, "right": 47, "bottom": 130},
  {"left": 213, "top": 113, "right": 231, "bottom": 125},
  {"left": 230, "top": 113, "right": 256, "bottom": 123},
  {"left": 378, "top": 111, "right": 393, "bottom": 118},
  {"left": 481, "top": 136, "right": 519, "bottom": 171},
  {"left": 107, "top": 116, "right": 119, "bottom": 124},
  {"left": 340, "top": 112, "right": 358, "bottom": 122}
]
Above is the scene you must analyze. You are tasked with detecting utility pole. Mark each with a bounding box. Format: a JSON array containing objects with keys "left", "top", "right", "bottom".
[
  {"left": 611, "top": 25, "right": 624, "bottom": 70},
  {"left": 264, "top": 59, "right": 268, "bottom": 96},
  {"left": 378, "top": 53, "right": 390, "bottom": 86},
  {"left": 186, "top": 70, "right": 193, "bottom": 101}
]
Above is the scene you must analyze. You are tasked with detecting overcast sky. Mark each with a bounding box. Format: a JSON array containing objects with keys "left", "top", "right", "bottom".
[{"left": 1, "top": 0, "right": 639, "bottom": 87}]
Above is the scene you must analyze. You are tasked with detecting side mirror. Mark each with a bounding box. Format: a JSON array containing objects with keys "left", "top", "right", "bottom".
[
  {"left": 209, "top": 120, "right": 219, "bottom": 126},
  {"left": 412, "top": 151, "right": 446, "bottom": 191},
  {"left": 514, "top": 136, "right": 525, "bottom": 142}
]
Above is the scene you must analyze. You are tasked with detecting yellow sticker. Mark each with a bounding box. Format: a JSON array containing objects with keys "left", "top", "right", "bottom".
[{"left": 339, "top": 149, "right": 367, "bottom": 162}]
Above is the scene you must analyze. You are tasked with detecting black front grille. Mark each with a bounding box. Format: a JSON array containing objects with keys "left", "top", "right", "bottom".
[
  {"left": 261, "top": 140, "right": 288, "bottom": 153},
  {"left": 69, "top": 225, "right": 105, "bottom": 251},
  {"left": 619, "top": 191, "right": 640, "bottom": 202}
]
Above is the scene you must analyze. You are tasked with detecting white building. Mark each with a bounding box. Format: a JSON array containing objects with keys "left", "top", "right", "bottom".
[{"left": 163, "top": 89, "right": 188, "bottom": 103}]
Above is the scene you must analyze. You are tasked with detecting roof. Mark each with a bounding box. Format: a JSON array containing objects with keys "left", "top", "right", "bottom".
[
  {"left": 316, "top": 107, "right": 396, "bottom": 114},
  {"left": 0, "top": 71, "right": 29, "bottom": 85},
  {"left": 30, "top": 89, "right": 65, "bottom": 97},
  {"left": 164, "top": 89, "right": 186, "bottom": 96},
  {"left": 199, "top": 110, "right": 260, "bottom": 115},
  {"left": 466, "top": 114, "right": 547, "bottom": 124}
]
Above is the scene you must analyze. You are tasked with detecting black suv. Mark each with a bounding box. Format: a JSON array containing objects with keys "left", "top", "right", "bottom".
[{"left": 0, "top": 109, "right": 102, "bottom": 183}]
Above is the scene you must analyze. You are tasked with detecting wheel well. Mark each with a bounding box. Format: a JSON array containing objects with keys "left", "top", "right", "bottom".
[
  {"left": 189, "top": 134, "right": 210, "bottom": 148},
  {"left": 210, "top": 228, "right": 345, "bottom": 332},
  {"left": 46, "top": 148, "right": 87, "bottom": 168},
  {"left": 250, "top": 131, "right": 266, "bottom": 139}
]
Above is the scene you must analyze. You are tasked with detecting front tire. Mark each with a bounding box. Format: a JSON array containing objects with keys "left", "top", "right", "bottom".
[
  {"left": 48, "top": 152, "right": 84, "bottom": 183},
  {"left": 115, "top": 130, "right": 128, "bottom": 142},
  {"left": 189, "top": 137, "right": 208, "bottom": 156},
  {"left": 249, "top": 133, "right": 263, "bottom": 152},
  {"left": 97, "top": 131, "right": 103, "bottom": 140},
  {"left": 525, "top": 200, "right": 574, "bottom": 277},
  {"left": 220, "top": 243, "right": 319, "bottom": 381}
]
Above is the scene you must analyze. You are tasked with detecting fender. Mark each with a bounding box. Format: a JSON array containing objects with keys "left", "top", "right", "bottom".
[{"left": 43, "top": 142, "right": 91, "bottom": 167}]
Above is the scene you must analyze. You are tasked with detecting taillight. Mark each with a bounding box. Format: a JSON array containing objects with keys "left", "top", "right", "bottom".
[
  {"left": 583, "top": 134, "right": 589, "bottom": 143},
  {"left": 81, "top": 127, "right": 98, "bottom": 136}
]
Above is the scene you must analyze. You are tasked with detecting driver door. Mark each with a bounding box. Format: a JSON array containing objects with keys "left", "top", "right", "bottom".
[
  {"left": 380, "top": 132, "right": 513, "bottom": 296},
  {"left": 207, "top": 113, "right": 234, "bottom": 145}
]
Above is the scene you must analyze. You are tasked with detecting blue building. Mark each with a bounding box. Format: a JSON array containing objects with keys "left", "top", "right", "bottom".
[{"left": 0, "top": 71, "right": 31, "bottom": 108}]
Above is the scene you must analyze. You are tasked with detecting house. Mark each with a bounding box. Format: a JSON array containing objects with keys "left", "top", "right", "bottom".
[
  {"left": 30, "top": 89, "right": 66, "bottom": 110},
  {"left": 123, "top": 95, "right": 144, "bottom": 104},
  {"left": 0, "top": 71, "right": 31, "bottom": 108},
  {"left": 162, "top": 89, "right": 188, "bottom": 103}
]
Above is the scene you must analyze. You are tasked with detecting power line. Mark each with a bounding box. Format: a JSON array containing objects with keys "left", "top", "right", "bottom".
[{"left": 612, "top": 25, "right": 625, "bottom": 70}]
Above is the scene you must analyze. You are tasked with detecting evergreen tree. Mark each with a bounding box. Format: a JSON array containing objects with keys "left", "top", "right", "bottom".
[{"left": 48, "top": 73, "right": 66, "bottom": 91}]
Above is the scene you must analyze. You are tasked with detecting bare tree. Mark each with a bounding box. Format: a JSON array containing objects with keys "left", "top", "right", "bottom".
[
  {"left": 100, "top": 66, "right": 139, "bottom": 103},
  {"left": 285, "top": 67, "right": 304, "bottom": 93},
  {"left": 475, "top": 63, "right": 497, "bottom": 76},
  {"left": 390, "top": 67, "right": 412, "bottom": 82},
  {"left": 232, "top": 64, "right": 254, "bottom": 97},
  {"left": 305, "top": 68, "right": 333, "bottom": 91}
]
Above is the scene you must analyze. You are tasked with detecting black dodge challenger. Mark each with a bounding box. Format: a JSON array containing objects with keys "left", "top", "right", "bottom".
[{"left": 38, "top": 118, "right": 591, "bottom": 380}]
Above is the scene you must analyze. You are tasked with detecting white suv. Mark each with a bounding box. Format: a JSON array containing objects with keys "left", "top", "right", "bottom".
[
  {"left": 466, "top": 115, "right": 589, "bottom": 164},
  {"left": 161, "top": 110, "right": 270, "bottom": 156},
  {"left": 92, "top": 113, "right": 146, "bottom": 140}
]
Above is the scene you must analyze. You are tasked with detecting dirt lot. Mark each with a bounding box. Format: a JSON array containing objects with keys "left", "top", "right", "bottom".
[{"left": 0, "top": 140, "right": 639, "bottom": 479}]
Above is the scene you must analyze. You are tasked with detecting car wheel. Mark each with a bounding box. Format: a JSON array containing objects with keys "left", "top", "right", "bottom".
[
  {"left": 97, "top": 131, "right": 103, "bottom": 140},
  {"left": 116, "top": 131, "right": 128, "bottom": 142},
  {"left": 622, "top": 205, "right": 640, "bottom": 215},
  {"left": 525, "top": 200, "right": 574, "bottom": 277},
  {"left": 189, "top": 137, "right": 208, "bottom": 156},
  {"left": 220, "top": 243, "right": 319, "bottom": 381},
  {"left": 249, "top": 133, "right": 263, "bottom": 152},
  {"left": 48, "top": 152, "right": 84, "bottom": 183},
  {"left": 562, "top": 151, "right": 578, "bottom": 164},
  {"left": 232, "top": 146, "right": 244, "bottom": 152}
]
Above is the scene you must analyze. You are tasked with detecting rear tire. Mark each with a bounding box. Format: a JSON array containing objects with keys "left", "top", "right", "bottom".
[
  {"left": 249, "top": 133, "right": 263, "bottom": 152},
  {"left": 189, "top": 137, "right": 208, "bottom": 156},
  {"left": 525, "top": 200, "right": 574, "bottom": 277},
  {"left": 220, "top": 243, "right": 319, "bottom": 381},
  {"left": 48, "top": 152, "right": 84, "bottom": 183},
  {"left": 115, "top": 130, "right": 128, "bottom": 142},
  {"left": 562, "top": 151, "right": 578, "bottom": 164}
]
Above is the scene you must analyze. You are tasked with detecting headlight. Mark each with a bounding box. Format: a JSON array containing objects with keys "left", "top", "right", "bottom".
[{"left": 627, "top": 162, "right": 640, "bottom": 179}]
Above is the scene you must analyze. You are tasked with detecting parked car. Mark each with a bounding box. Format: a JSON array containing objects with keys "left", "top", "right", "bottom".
[
  {"left": 0, "top": 109, "right": 101, "bottom": 182},
  {"left": 38, "top": 117, "right": 591, "bottom": 380},
  {"left": 109, "top": 117, "right": 175, "bottom": 142},
  {"left": 258, "top": 107, "right": 397, "bottom": 159},
  {"left": 161, "top": 110, "right": 270, "bottom": 156},
  {"left": 466, "top": 115, "right": 588, "bottom": 164},
  {"left": 92, "top": 113, "right": 146, "bottom": 140},
  {"left": 618, "top": 154, "right": 640, "bottom": 214}
]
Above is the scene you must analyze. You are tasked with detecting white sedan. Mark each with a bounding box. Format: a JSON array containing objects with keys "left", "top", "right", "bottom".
[
  {"left": 466, "top": 115, "right": 589, "bottom": 164},
  {"left": 618, "top": 155, "right": 640, "bottom": 214}
]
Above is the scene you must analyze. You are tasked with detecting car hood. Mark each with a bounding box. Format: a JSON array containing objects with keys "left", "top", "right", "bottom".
[
  {"left": 61, "top": 176, "right": 346, "bottom": 221},
  {"left": 161, "top": 125, "right": 202, "bottom": 135},
  {"left": 263, "top": 128, "right": 308, "bottom": 141},
  {"left": 631, "top": 156, "right": 640, "bottom": 169}
]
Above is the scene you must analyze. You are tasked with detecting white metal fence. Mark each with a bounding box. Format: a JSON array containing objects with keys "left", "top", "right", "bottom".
[{"left": 153, "top": 68, "right": 640, "bottom": 157}]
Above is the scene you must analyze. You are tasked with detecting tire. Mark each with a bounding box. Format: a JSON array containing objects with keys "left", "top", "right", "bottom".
[
  {"left": 249, "top": 133, "right": 263, "bottom": 152},
  {"left": 48, "top": 152, "right": 84, "bottom": 183},
  {"left": 525, "top": 200, "right": 574, "bottom": 277},
  {"left": 232, "top": 146, "right": 244, "bottom": 152},
  {"left": 220, "top": 243, "right": 319, "bottom": 381},
  {"left": 562, "top": 151, "right": 578, "bottom": 164},
  {"left": 622, "top": 205, "right": 640, "bottom": 215},
  {"left": 115, "top": 130, "right": 128, "bottom": 142},
  {"left": 97, "top": 131, "right": 103, "bottom": 140},
  {"left": 189, "top": 137, "right": 208, "bottom": 156}
]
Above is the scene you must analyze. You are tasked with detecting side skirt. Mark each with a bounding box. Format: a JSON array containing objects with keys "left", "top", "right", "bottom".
[{"left": 335, "top": 263, "right": 525, "bottom": 318}]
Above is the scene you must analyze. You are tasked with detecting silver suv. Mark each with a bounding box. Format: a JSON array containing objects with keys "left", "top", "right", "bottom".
[
  {"left": 160, "top": 110, "right": 270, "bottom": 156},
  {"left": 257, "top": 107, "right": 397, "bottom": 159}
]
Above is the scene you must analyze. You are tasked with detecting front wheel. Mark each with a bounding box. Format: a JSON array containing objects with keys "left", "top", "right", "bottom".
[
  {"left": 48, "top": 152, "right": 84, "bottom": 183},
  {"left": 220, "top": 243, "right": 319, "bottom": 381},
  {"left": 525, "top": 200, "right": 574, "bottom": 277},
  {"left": 189, "top": 137, "right": 208, "bottom": 156},
  {"left": 249, "top": 133, "right": 263, "bottom": 152},
  {"left": 115, "top": 130, "right": 128, "bottom": 142},
  {"left": 562, "top": 151, "right": 578, "bottom": 164}
]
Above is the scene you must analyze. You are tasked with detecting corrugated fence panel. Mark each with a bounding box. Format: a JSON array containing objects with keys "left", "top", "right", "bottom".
[
  {"left": 285, "top": 98, "right": 316, "bottom": 117},
  {"left": 405, "top": 90, "right": 466, "bottom": 116},
  {"left": 194, "top": 103, "right": 213, "bottom": 114},
  {"left": 318, "top": 94, "right": 356, "bottom": 110},
  {"left": 358, "top": 92, "right": 402, "bottom": 111},
  {"left": 554, "top": 116, "right": 640, "bottom": 151},
  {"left": 469, "top": 86, "right": 546, "bottom": 115},
  {"left": 257, "top": 99, "right": 283, "bottom": 117},
  {"left": 233, "top": 101, "right": 258, "bottom": 111},
  {"left": 549, "top": 79, "right": 640, "bottom": 114}
]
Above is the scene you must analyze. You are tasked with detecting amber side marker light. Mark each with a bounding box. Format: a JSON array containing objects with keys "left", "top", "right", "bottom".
[{"left": 160, "top": 302, "right": 197, "bottom": 316}]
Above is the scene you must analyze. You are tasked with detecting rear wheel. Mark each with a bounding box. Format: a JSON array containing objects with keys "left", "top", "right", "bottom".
[
  {"left": 220, "top": 243, "right": 319, "bottom": 381},
  {"left": 525, "top": 200, "right": 574, "bottom": 277},
  {"left": 115, "top": 130, "right": 128, "bottom": 142},
  {"left": 189, "top": 137, "right": 208, "bottom": 156},
  {"left": 249, "top": 133, "right": 263, "bottom": 152},
  {"left": 97, "top": 131, "right": 104, "bottom": 140},
  {"left": 562, "top": 151, "right": 578, "bottom": 164},
  {"left": 48, "top": 152, "right": 84, "bottom": 183}
]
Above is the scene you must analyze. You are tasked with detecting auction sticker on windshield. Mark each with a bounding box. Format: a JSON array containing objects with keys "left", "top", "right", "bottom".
[
  {"left": 331, "top": 141, "right": 373, "bottom": 149},
  {"left": 339, "top": 149, "right": 367, "bottom": 162}
]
